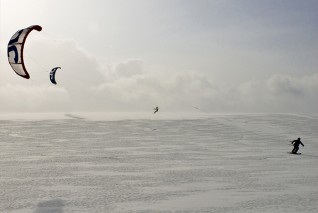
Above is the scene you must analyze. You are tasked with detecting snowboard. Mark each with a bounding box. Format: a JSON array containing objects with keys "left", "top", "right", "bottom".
[{"left": 288, "top": 152, "right": 301, "bottom": 155}]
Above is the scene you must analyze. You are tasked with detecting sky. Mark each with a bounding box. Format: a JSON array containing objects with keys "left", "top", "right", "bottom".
[{"left": 0, "top": 0, "right": 317, "bottom": 114}]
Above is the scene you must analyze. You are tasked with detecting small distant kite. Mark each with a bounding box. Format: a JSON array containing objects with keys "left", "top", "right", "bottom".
[
  {"left": 50, "top": 67, "right": 61, "bottom": 84},
  {"left": 7, "top": 25, "right": 42, "bottom": 79}
]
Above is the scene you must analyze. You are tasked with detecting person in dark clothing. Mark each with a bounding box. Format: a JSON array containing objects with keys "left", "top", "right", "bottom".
[
  {"left": 291, "top": 138, "right": 304, "bottom": 154},
  {"left": 153, "top": 106, "right": 159, "bottom": 114}
]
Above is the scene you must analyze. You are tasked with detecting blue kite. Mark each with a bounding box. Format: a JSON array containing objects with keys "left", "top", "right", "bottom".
[{"left": 50, "top": 67, "right": 61, "bottom": 84}]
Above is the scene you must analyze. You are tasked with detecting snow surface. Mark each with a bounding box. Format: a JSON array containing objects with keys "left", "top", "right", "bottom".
[{"left": 0, "top": 113, "right": 318, "bottom": 212}]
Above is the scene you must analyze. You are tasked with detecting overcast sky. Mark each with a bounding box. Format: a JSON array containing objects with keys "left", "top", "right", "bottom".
[{"left": 0, "top": 0, "right": 317, "bottom": 114}]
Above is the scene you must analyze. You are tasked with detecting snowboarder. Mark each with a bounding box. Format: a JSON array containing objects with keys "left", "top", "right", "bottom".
[
  {"left": 153, "top": 106, "right": 159, "bottom": 114},
  {"left": 290, "top": 138, "right": 304, "bottom": 154}
]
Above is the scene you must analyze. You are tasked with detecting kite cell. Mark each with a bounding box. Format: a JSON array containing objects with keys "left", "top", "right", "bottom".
[
  {"left": 7, "top": 25, "right": 42, "bottom": 79},
  {"left": 50, "top": 67, "right": 61, "bottom": 84}
]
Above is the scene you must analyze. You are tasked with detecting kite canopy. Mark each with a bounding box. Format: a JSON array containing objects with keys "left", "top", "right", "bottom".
[
  {"left": 50, "top": 67, "right": 61, "bottom": 84},
  {"left": 7, "top": 25, "right": 42, "bottom": 79}
]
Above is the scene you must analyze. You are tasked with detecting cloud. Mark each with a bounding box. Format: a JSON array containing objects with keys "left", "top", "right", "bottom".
[
  {"left": 266, "top": 74, "right": 304, "bottom": 96},
  {"left": 0, "top": 84, "right": 70, "bottom": 112},
  {"left": 115, "top": 59, "right": 145, "bottom": 78},
  {"left": 88, "top": 23, "right": 100, "bottom": 35},
  {"left": 99, "top": 58, "right": 145, "bottom": 83},
  {"left": 1, "top": 37, "right": 317, "bottom": 114},
  {"left": 1, "top": 38, "right": 105, "bottom": 112},
  {"left": 231, "top": 73, "right": 318, "bottom": 113}
]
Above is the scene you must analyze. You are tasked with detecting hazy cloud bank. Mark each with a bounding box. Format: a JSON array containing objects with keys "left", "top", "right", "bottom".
[{"left": 1, "top": 39, "right": 317, "bottom": 114}]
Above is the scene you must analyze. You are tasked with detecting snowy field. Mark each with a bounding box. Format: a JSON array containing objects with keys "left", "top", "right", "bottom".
[{"left": 0, "top": 113, "right": 318, "bottom": 213}]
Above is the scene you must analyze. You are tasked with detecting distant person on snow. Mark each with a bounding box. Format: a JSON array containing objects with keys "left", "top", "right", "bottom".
[
  {"left": 290, "top": 138, "right": 304, "bottom": 154},
  {"left": 153, "top": 106, "right": 159, "bottom": 114}
]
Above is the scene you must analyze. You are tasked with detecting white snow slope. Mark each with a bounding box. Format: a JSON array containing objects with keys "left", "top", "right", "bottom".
[{"left": 0, "top": 113, "right": 318, "bottom": 213}]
